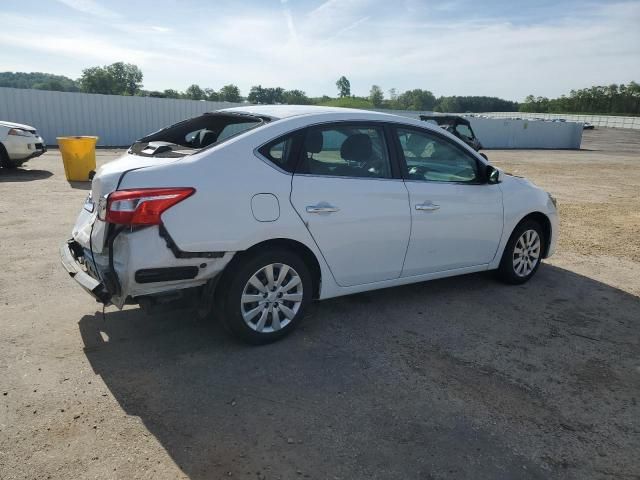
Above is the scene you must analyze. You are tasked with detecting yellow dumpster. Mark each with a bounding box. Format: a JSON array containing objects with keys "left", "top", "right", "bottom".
[{"left": 57, "top": 136, "right": 99, "bottom": 181}]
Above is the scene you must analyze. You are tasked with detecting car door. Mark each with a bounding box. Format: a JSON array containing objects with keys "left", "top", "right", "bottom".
[
  {"left": 290, "top": 123, "right": 411, "bottom": 287},
  {"left": 392, "top": 126, "right": 503, "bottom": 276}
]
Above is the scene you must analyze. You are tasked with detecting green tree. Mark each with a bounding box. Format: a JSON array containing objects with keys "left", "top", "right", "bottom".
[
  {"left": 282, "top": 89, "right": 310, "bottom": 105},
  {"left": 396, "top": 89, "right": 436, "bottom": 110},
  {"left": 163, "top": 89, "right": 181, "bottom": 99},
  {"left": 336, "top": 76, "right": 351, "bottom": 97},
  {"left": 266, "top": 87, "right": 284, "bottom": 104},
  {"left": 106, "top": 62, "right": 143, "bottom": 95},
  {"left": 185, "top": 84, "right": 205, "bottom": 100},
  {"left": 317, "top": 97, "right": 373, "bottom": 108},
  {"left": 435, "top": 95, "right": 517, "bottom": 113},
  {"left": 79, "top": 62, "right": 142, "bottom": 95},
  {"left": 519, "top": 82, "right": 639, "bottom": 114},
  {"left": 0, "top": 72, "right": 79, "bottom": 92},
  {"left": 204, "top": 88, "right": 219, "bottom": 101},
  {"left": 79, "top": 66, "right": 114, "bottom": 94},
  {"left": 369, "top": 85, "right": 384, "bottom": 107},
  {"left": 248, "top": 85, "right": 265, "bottom": 103},
  {"left": 248, "top": 85, "right": 288, "bottom": 104},
  {"left": 219, "top": 84, "right": 242, "bottom": 102}
]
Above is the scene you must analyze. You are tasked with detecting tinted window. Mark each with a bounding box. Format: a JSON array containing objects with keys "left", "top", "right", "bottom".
[
  {"left": 396, "top": 128, "right": 479, "bottom": 183},
  {"left": 297, "top": 124, "right": 391, "bottom": 179},
  {"left": 258, "top": 134, "right": 297, "bottom": 172}
]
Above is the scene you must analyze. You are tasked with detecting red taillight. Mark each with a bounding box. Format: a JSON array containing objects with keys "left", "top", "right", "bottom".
[{"left": 105, "top": 188, "right": 195, "bottom": 225}]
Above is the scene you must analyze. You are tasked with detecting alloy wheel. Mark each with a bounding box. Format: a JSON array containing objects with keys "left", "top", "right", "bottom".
[
  {"left": 513, "top": 229, "right": 541, "bottom": 277},
  {"left": 240, "top": 263, "right": 303, "bottom": 333}
]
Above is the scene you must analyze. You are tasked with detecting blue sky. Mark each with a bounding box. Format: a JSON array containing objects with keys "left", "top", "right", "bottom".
[{"left": 1, "top": 0, "right": 639, "bottom": 100}]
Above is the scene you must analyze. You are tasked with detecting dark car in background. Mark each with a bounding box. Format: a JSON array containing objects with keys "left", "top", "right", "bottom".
[{"left": 420, "top": 114, "right": 483, "bottom": 151}]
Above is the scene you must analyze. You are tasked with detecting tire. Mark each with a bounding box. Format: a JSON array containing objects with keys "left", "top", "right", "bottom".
[
  {"left": 0, "top": 145, "right": 18, "bottom": 169},
  {"left": 218, "top": 249, "right": 312, "bottom": 344},
  {"left": 497, "top": 219, "right": 546, "bottom": 285}
]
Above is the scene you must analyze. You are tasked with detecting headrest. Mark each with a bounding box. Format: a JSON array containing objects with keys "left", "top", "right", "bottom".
[
  {"left": 340, "top": 133, "right": 372, "bottom": 162},
  {"left": 406, "top": 134, "right": 429, "bottom": 157},
  {"left": 305, "top": 129, "right": 323, "bottom": 154},
  {"left": 199, "top": 131, "right": 218, "bottom": 147}
]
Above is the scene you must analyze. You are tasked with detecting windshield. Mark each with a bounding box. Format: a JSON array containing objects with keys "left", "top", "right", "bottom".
[{"left": 455, "top": 124, "right": 474, "bottom": 140}]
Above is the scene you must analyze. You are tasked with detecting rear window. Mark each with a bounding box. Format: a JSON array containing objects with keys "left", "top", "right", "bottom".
[{"left": 130, "top": 113, "right": 267, "bottom": 157}]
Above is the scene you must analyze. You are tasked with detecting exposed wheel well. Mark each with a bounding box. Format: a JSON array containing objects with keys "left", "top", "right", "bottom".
[
  {"left": 232, "top": 238, "right": 322, "bottom": 299},
  {"left": 517, "top": 212, "right": 552, "bottom": 258}
]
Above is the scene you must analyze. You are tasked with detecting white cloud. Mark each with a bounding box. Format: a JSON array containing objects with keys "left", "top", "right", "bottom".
[
  {"left": 282, "top": 5, "right": 298, "bottom": 43},
  {"left": 1, "top": 1, "right": 639, "bottom": 100},
  {"left": 55, "top": 0, "right": 119, "bottom": 18}
]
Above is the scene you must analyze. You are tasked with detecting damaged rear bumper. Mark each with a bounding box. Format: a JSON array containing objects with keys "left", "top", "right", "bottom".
[{"left": 60, "top": 240, "right": 111, "bottom": 304}]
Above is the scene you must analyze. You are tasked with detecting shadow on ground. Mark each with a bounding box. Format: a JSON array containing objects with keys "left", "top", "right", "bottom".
[
  {"left": 0, "top": 168, "right": 53, "bottom": 182},
  {"left": 68, "top": 180, "right": 92, "bottom": 190},
  {"left": 79, "top": 265, "right": 640, "bottom": 480}
]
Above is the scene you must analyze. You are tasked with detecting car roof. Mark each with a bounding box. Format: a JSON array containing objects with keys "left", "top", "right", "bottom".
[
  {"left": 220, "top": 104, "right": 482, "bottom": 143},
  {"left": 217, "top": 105, "right": 446, "bottom": 133},
  {"left": 215, "top": 105, "right": 484, "bottom": 157},
  {"left": 219, "top": 104, "right": 396, "bottom": 120}
]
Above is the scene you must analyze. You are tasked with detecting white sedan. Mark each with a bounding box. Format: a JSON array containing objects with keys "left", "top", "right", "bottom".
[
  {"left": 61, "top": 106, "right": 558, "bottom": 344},
  {"left": 0, "top": 121, "right": 47, "bottom": 168}
]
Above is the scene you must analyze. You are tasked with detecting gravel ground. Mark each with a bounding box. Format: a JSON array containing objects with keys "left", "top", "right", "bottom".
[{"left": 1, "top": 128, "right": 639, "bottom": 480}]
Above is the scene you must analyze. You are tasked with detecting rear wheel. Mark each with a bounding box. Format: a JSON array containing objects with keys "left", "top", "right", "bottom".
[
  {"left": 218, "top": 249, "right": 312, "bottom": 344},
  {"left": 497, "top": 220, "right": 545, "bottom": 284}
]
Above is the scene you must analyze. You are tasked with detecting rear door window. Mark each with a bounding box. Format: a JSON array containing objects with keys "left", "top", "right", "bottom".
[{"left": 296, "top": 124, "right": 392, "bottom": 179}]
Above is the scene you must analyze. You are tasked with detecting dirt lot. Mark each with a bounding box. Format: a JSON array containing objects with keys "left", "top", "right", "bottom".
[{"left": 1, "top": 128, "right": 639, "bottom": 480}]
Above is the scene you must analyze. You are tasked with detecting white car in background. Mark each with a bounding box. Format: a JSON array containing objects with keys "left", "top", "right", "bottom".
[
  {"left": 0, "top": 121, "right": 47, "bottom": 168},
  {"left": 61, "top": 106, "right": 558, "bottom": 344}
]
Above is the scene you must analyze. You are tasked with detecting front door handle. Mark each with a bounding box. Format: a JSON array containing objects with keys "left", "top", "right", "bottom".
[
  {"left": 306, "top": 204, "right": 340, "bottom": 214},
  {"left": 415, "top": 202, "right": 440, "bottom": 212}
]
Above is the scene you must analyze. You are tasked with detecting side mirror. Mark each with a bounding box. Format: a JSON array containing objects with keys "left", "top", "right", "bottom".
[{"left": 486, "top": 165, "right": 501, "bottom": 184}]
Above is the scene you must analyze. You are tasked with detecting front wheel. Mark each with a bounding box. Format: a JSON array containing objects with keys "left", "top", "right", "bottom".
[
  {"left": 497, "top": 220, "right": 546, "bottom": 284},
  {"left": 0, "top": 146, "right": 18, "bottom": 169},
  {"left": 219, "top": 249, "right": 312, "bottom": 344}
]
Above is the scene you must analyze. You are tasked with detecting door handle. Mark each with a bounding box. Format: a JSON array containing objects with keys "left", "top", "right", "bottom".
[
  {"left": 306, "top": 204, "right": 340, "bottom": 214},
  {"left": 415, "top": 202, "right": 440, "bottom": 212}
]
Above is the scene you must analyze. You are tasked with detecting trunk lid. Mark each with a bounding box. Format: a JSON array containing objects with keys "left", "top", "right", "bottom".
[{"left": 71, "top": 152, "right": 180, "bottom": 253}]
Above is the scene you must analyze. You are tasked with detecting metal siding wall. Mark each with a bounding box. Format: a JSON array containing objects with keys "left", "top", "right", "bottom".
[
  {"left": 0, "top": 87, "right": 244, "bottom": 146},
  {"left": 468, "top": 118, "right": 583, "bottom": 149},
  {"left": 481, "top": 112, "right": 640, "bottom": 129}
]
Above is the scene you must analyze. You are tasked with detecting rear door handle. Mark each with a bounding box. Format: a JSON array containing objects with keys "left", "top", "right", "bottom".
[
  {"left": 415, "top": 202, "right": 440, "bottom": 212},
  {"left": 306, "top": 204, "right": 340, "bottom": 214}
]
